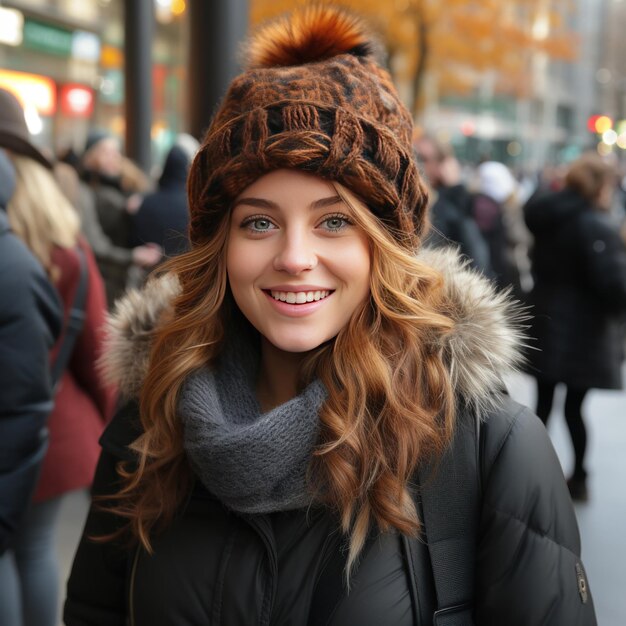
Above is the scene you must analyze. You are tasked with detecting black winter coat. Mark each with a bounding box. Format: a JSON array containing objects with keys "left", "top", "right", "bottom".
[
  {"left": 81, "top": 172, "right": 134, "bottom": 306},
  {"left": 64, "top": 397, "right": 595, "bottom": 626},
  {"left": 0, "top": 209, "right": 61, "bottom": 554},
  {"left": 63, "top": 248, "right": 596, "bottom": 625},
  {"left": 524, "top": 189, "right": 626, "bottom": 389}
]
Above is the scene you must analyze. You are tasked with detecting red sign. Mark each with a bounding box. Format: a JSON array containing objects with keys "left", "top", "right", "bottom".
[{"left": 59, "top": 84, "right": 93, "bottom": 117}]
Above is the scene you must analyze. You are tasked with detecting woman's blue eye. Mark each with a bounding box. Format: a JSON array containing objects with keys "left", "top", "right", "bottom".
[
  {"left": 321, "top": 215, "right": 351, "bottom": 231},
  {"left": 244, "top": 217, "right": 274, "bottom": 232}
]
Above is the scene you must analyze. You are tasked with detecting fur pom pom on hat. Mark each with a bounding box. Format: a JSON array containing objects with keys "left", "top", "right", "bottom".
[
  {"left": 244, "top": 5, "right": 382, "bottom": 68},
  {"left": 188, "top": 5, "right": 427, "bottom": 248}
]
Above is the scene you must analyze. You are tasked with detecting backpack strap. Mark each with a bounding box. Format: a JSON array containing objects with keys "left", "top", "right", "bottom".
[
  {"left": 402, "top": 492, "right": 436, "bottom": 625},
  {"left": 51, "top": 246, "right": 88, "bottom": 389},
  {"left": 405, "top": 410, "right": 481, "bottom": 626}
]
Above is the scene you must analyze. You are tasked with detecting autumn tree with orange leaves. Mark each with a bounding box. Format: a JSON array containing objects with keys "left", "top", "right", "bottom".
[{"left": 249, "top": 0, "right": 578, "bottom": 115}]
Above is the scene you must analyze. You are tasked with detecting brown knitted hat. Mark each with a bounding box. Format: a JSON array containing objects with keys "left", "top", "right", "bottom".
[{"left": 188, "top": 5, "right": 428, "bottom": 249}]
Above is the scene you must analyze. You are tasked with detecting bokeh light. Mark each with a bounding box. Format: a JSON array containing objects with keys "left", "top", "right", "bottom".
[
  {"left": 595, "top": 116, "right": 613, "bottom": 134},
  {"left": 507, "top": 141, "right": 522, "bottom": 157},
  {"left": 460, "top": 121, "right": 475, "bottom": 137},
  {"left": 172, "top": 0, "right": 186, "bottom": 16},
  {"left": 602, "top": 129, "right": 618, "bottom": 145}
]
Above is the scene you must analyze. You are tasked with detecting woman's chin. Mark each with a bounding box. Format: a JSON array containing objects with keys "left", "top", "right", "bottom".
[{"left": 262, "top": 332, "right": 332, "bottom": 356}]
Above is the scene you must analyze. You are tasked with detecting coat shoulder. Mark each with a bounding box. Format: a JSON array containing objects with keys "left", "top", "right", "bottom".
[{"left": 479, "top": 396, "right": 538, "bottom": 483}]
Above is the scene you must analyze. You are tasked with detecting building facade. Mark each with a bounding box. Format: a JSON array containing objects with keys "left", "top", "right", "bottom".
[{"left": 0, "top": 0, "right": 188, "bottom": 167}]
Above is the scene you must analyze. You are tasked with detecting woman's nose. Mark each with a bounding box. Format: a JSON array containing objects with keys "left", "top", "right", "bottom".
[{"left": 273, "top": 231, "right": 317, "bottom": 274}]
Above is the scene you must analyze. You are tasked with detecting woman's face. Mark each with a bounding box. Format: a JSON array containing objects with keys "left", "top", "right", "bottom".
[
  {"left": 227, "top": 169, "right": 371, "bottom": 354},
  {"left": 84, "top": 138, "right": 122, "bottom": 177}
]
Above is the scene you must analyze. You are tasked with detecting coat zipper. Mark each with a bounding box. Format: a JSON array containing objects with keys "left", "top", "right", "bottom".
[
  {"left": 128, "top": 546, "right": 140, "bottom": 626},
  {"left": 240, "top": 515, "right": 278, "bottom": 626}
]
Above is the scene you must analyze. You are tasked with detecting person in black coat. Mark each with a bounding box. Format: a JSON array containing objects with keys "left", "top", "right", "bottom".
[
  {"left": 78, "top": 132, "right": 161, "bottom": 306},
  {"left": 130, "top": 137, "right": 198, "bottom": 258},
  {"left": 473, "top": 160, "right": 523, "bottom": 294},
  {"left": 64, "top": 8, "right": 596, "bottom": 625},
  {"left": 524, "top": 153, "right": 626, "bottom": 500},
  {"left": 64, "top": 248, "right": 596, "bottom": 626},
  {"left": 0, "top": 149, "right": 61, "bottom": 560},
  {"left": 414, "top": 134, "right": 492, "bottom": 277}
]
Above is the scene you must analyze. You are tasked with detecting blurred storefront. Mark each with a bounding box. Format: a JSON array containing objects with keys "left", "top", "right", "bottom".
[{"left": 0, "top": 0, "right": 188, "bottom": 165}]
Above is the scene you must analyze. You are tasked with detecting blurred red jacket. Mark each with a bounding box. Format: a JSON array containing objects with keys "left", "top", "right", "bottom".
[{"left": 34, "top": 237, "right": 117, "bottom": 502}]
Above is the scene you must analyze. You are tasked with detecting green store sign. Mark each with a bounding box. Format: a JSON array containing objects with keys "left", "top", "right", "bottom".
[{"left": 23, "top": 19, "right": 73, "bottom": 56}]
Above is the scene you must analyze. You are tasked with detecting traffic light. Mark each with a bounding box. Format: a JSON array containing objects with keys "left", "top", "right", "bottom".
[{"left": 587, "top": 114, "right": 613, "bottom": 134}]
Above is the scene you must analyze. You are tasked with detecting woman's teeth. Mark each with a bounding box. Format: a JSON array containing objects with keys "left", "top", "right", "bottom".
[{"left": 270, "top": 290, "right": 331, "bottom": 304}]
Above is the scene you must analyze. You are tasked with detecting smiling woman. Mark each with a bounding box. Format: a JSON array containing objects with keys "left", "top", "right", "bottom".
[
  {"left": 64, "top": 5, "right": 597, "bottom": 626},
  {"left": 227, "top": 169, "right": 371, "bottom": 360}
]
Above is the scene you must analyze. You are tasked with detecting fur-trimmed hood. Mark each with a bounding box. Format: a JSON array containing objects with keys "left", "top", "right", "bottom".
[{"left": 102, "top": 247, "right": 526, "bottom": 417}]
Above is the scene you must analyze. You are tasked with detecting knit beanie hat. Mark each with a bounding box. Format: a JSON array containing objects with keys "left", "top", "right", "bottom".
[
  {"left": 83, "top": 128, "right": 114, "bottom": 157},
  {"left": 187, "top": 5, "right": 428, "bottom": 249}
]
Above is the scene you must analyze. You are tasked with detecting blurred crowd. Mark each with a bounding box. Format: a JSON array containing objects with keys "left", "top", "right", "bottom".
[
  {"left": 57, "top": 128, "right": 198, "bottom": 306},
  {"left": 0, "top": 81, "right": 625, "bottom": 626},
  {"left": 414, "top": 130, "right": 626, "bottom": 504},
  {"left": 0, "top": 87, "right": 197, "bottom": 626}
]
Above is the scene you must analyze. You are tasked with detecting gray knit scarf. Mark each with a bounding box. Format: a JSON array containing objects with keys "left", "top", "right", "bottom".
[{"left": 178, "top": 338, "right": 327, "bottom": 514}]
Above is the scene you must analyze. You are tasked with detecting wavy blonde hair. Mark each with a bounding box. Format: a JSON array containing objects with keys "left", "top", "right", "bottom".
[
  {"left": 104, "top": 182, "right": 456, "bottom": 574},
  {"left": 7, "top": 153, "right": 80, "bottom": 280}
]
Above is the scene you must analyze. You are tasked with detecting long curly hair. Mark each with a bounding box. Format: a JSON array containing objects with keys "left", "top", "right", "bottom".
[{"left": 103, "top": 181, "right": 456, "bottom": 575}]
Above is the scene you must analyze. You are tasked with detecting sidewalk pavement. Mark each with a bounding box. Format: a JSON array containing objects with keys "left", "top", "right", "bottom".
[{"left": 55, "top": 371, "right": 626, "bottom": 625}]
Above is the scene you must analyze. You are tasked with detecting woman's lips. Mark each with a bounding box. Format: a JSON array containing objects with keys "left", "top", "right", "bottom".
[{"left": 262, "top": 289, "right": 334, "bottom": 316}]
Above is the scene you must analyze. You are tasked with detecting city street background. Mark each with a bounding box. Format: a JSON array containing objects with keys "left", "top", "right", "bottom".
[
  {"left": 55, "top": 369, "right": 626, "bottom": 626},
  {"left": 1, "top": 0, "right": 624, "bottom": 624}
]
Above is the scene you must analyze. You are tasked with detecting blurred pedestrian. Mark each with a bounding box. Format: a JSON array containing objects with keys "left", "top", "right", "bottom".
[
  {"left": 56, "top": 150, "right": 162, "bottom": 310},
  {"left": 471, "top": 161, "right": 526, "bottom": 295},
  {"left": 0, "top": 148, "right": 62, "bottom": 621},
  {"left": 414, "top": 133, "right": 491, "bottom": 275},
  {"left": 65, "top": 7, "right": 595, "bottom": 625},
  {"left": 79, "top": 131, "right": 161, "bottom": 306},
  {"left": 524, "top": 153, "right": 626, "bottom": 501},
  {"left": 0, "top": 88, "right": 117, "bottom": 626},
  {"left": 130, "top": 134, "right": 199, "bottom": 258}
]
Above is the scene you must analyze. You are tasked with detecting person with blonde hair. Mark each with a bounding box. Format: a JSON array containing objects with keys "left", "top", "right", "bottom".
[
  {"left": 65, "top": 7, "right": 595, "bottom": 625},
  {"left": 525, "top": 152, "right": 626, "bottom": 501},
  {"left": 0, "top": 88, "right": 116, "bottom": 626},
  {"left": 0, "top": 148, "right": 62, "bottom": 624}
]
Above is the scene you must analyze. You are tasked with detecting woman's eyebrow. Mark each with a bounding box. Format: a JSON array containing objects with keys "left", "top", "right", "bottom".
[
  {"left": 310, "top": 195, "right": 343, "bottom": 209},
  {"left": 233, "top": 197, "right": 278, "bottom": 209},
  {"left": 233, "top": 195, "right": 343, "bottom": 210}
]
